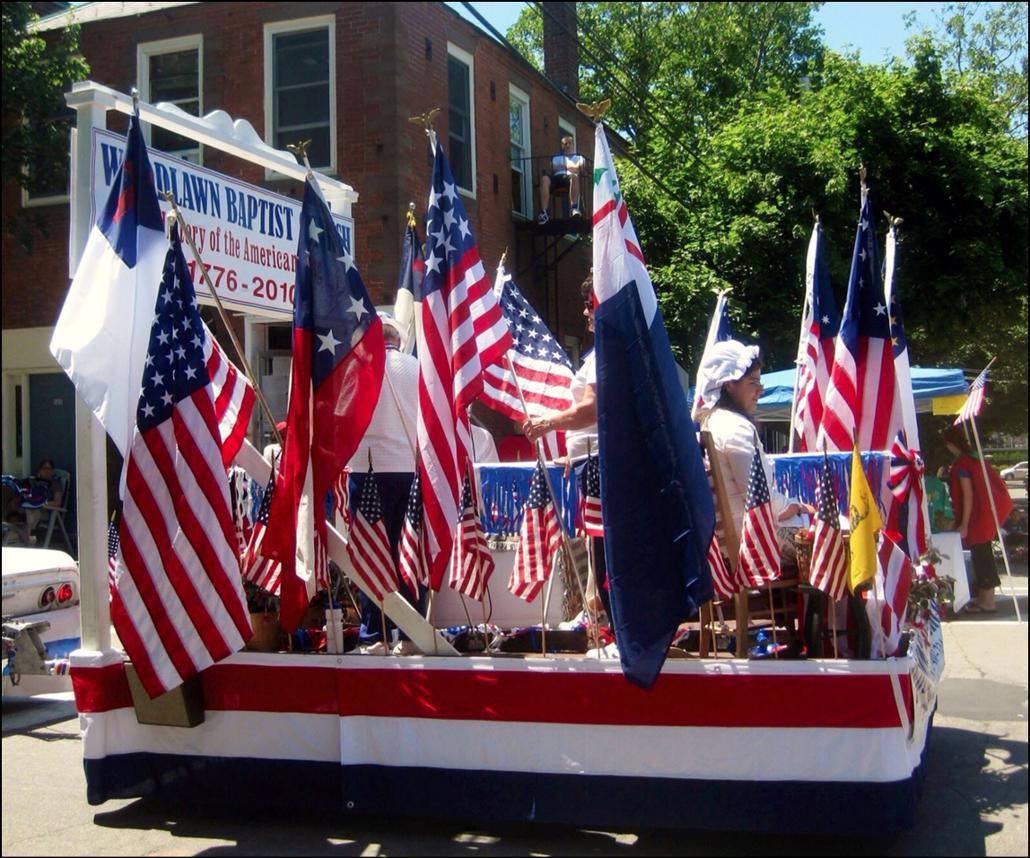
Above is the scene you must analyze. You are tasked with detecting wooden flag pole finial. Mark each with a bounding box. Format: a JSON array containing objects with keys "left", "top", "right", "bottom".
[{"left": 576, "top": 98, "right": 612, "bottom": 124}]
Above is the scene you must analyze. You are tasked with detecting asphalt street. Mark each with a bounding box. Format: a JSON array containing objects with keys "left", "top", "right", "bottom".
[{"left": 3, "top": 577, "right": 1027, "bottom": 856}]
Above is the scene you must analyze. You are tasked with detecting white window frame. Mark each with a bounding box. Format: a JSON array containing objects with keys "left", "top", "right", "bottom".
[
  {"left": 137, "top": 34, "right": 204, "bottom": 164},
  {"left": 446, "top": 42, "right": 477, "bottom": 198},
  {"left": 508, "top": 84, "right": 532, "bottom": 219},
  {"left": 263, "top": 15, "right": 337, "bottom": 178}
]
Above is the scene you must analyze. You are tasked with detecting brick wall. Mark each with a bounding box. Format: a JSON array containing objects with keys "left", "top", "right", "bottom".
[{"left": 4, "top": 1, "right": 592, "bottom": 348}]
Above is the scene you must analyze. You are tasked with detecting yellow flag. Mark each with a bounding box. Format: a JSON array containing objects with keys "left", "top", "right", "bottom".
[{"left": 848, "top": 443, "right": 882, "bottom": 592}]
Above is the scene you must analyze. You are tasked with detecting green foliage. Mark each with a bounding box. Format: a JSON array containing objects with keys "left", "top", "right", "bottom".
[
  {"left": 506, "top": 1, "right": 1028, "bottom": 434},
  {"left": 2, "top": 2, "right": 89, "bottom": 250}
]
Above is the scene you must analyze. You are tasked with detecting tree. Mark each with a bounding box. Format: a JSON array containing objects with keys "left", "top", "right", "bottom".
[{"left": 2, "top": 2, "right": 89, "bottom": 251}]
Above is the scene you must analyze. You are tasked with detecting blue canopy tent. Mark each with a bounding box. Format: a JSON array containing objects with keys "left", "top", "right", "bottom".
[{"left": 753, "top": 366, "right": 968, "bottom": 422}]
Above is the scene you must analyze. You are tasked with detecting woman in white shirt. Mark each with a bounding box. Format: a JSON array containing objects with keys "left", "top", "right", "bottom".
[{"left": 696, "top": 340, "right": 814, "bottom": 565}]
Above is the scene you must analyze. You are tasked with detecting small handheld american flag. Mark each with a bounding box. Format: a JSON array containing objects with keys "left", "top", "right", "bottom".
[
  {"left": 509, "top": 460, "right": 562, "bottom": 603},
  {"left": 397, "top": 468, "right": 427, "bottom": 598},
  {"left": 346, "top": 465, "right": 399, "bottom": 602},
  {"left": 809, "top": 454, "right": 848, "bottom": 600},
  {"left": 954, "top": 367, "right": 988, "bottom": 425},
  {"left": 579, "top": 454, "right": 603, "bottom": 538},
  {"left": 242, "top": 472, "right": 282, "bottom": 596},
  {"left": 448, "top": 471, "right": 495, "bottom": 602},
  {"left": 737, "top": 447, "right": 781, "bottom": 588}
]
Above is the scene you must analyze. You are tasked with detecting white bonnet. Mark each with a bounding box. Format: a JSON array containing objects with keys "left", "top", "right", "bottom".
[{"left": 694, "top": 340, "right": 760, "bottom": 419}]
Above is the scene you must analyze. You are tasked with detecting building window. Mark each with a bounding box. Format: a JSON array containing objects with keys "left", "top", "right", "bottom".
[
  {"left": 447, "top": 43, "right": 476, "bottom": 195},
  {"left": 21, "top": 106, "right": 72, "bottom": 204},
  {"left": 264, "top": 16, "right": 336, "bottom": 173},
  {"left": 509, "top": 85, "right": 531, "bottom": 218},
  {"left": 138, "top": 36, "right": 203, "bottom": 163}
]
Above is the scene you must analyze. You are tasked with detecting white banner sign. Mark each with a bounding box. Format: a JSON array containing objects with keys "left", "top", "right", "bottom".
[{"left": 90, "top": 128, "right": 355, "bottom": 320}]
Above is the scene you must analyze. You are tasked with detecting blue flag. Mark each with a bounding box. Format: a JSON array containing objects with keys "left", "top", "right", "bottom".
[{"left": 591, "top": 124, "right": 715, "bottom": 689}]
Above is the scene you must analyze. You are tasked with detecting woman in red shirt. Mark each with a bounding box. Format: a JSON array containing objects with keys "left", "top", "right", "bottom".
[{"left": 943, "top": 425, "right": 1012, "bottom": 613}]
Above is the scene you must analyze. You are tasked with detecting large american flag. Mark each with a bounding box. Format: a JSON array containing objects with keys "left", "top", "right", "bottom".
[
  {"left": 111, "top": 230, "right": 251, "bottom": 698},
  {"left": 346, "top": 466, "right": 399, "bottom": 602},
  {"left": 509, "top": 460, "right": 562, "bottom": 603},
  {"left": 954, "top": 367, "right": 989, "bottom": 425},
  {"left": 261, "top": 177, "right": 384, "bottom": 633},
  {"left": 578, "top": 453, "right": 603, "bottom": 537},
  {"left": 480, "top": 264, "right": 573, "bottom": 460},
  {"left": 397, "top": 467, "right": 428, "bottom": 598},
  {"left": 793, "top": 221, "right": 840, "bottom": 451},
  {"left": 867, "top": 532, "right": 914, "bottom": 657},
  {"left": 809, "top": 454, "right": 849, "bottom": 600},
  {"left": 449, "top": 472, "right": 495, "bottom": 601},
  {"left": 205, "top": 333, "right": 256, "bottom": 468},
  {"left": 736, "top": 447, "right": 781, "bottom": 588},
  {"left": 242, "top": 472, "right": 282, "bottom": 596},
  {"left": 416, "top": 136, "right": 512, "bottom": 589},
  {"left": 818, "top": 192, "right": 901, "bottom": 452}
]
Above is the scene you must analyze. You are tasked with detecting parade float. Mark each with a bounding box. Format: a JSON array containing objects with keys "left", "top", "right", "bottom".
[{"left": 59, "top": 83, "right": 950, "bottom": 836}]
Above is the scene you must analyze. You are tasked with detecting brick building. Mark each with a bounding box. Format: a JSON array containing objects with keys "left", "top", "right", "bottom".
[{"left": 2, "top": 1, "right": 593, "bottom": 489}]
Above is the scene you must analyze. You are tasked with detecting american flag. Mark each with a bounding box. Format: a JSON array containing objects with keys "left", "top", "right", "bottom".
[
  {"left": 867, "top": 532, "right": 914, "bottom": 657},
  {"left": 397, "top": 468, "right": 428, "bottom": 597},
  {"left": 736, "top": 447, "right": 781, "bottom": 588},
  {"left": 691, "top": 291, "right": 733, "bottom": 420},
  {"left": 261, "top": 177, "right": 385, "bottom": 633},
  {"left": 346, "top": 466, "right": 399, "bottom": 602},
  {"left": 242, "top": 472, "right": 282, "bottom": 596},
  {"left": 509, "top": 460, "right": 563, "bottom": 603},
  {"left": 810, "top": 454, "right": 849, "bottom": 600},
  {"left": 107, "top": 519, "right": 119, "bottom": 599},
  {"left": 954, "top": 367, "right": 989, "bottom": 425},
  {"left": 480, "top": 264, "right": 573, "bottom": 460},
  {"left": 887, "top": 430, "right": 928, "bottom": 562},
  {"left": 884, "top": 223, "right": 921, "bottom": 449},
  {"left": 416, "top": 136, "right": 512, "bottom": 588},
  {"left": 449, "top": 472, "right": 495, "bottom": 601},
  {"left": 111, "top": 230, "right": 251, "bottom": 698},
  {"left": 578, "top": 453, "right": 603, "bottom": 537},
  {"left": 706, "top": 533, "right": 737, "bottom": 602},
  {"left": 205, "top": 334, "right": 256, "bottom": 469},
  {"left": 793, "top": 221, "right": 840, "bottom": 451},
  {"left": 818, "top": 191, "right": 901, "bottom": 452}
]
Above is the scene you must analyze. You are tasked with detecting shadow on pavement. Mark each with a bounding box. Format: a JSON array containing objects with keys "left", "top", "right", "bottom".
[{"left": 87, "top": 721, "right": 1026, "bottom": 857}]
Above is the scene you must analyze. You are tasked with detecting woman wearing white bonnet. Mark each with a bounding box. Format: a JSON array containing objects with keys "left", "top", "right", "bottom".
[{"left": 698, "top": 340, "right": 814, "bottom": 564}]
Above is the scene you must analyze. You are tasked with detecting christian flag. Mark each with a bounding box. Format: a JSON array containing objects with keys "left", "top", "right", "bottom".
[
  {"left": 592, "top": 123, "right": 715, "bottom": 688},
  {"left": 50, "top": 112, "right": 166, "bottom": 457},
  {"left": 393, "top": 218, "right": 424, "bottom": 355},
  {"left": 261, "top": 177, "right": 385, "bottom": 632}
]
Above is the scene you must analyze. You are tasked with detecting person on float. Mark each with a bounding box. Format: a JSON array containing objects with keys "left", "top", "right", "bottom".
[
  {"left": 347, "top": 313, "right": 423, "bottom": 653},
  {"left": 523, "top": 274, "right": 607, "bottom": 615},
  {"left": 942, "top": 424, "right": 1012, "bottom": 613},
  {"left": 695, "top": 340, "right": 814, "bottom": 564}
]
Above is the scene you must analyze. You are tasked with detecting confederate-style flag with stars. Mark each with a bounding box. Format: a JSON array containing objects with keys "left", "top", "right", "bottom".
[
  {"left": 480, "top": 263, "right": 574, "bottom": 460},
  {"left": 416, "top": 134, "right": 511, "bottom": 589},
  {"left": 112, "top": 229, "right": 252, "bottom": 698},
  {"left": 818, "top": 190, "right": 901, "bottom": 452},
  {"left": 262, "top": 177, "right": 385, "bottom": 633},
  {"left": 736, "top": 447, "right": 782, "bottom": 588}
]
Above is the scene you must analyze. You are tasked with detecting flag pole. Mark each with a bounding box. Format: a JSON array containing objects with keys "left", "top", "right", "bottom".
[
  {"left": 788, "top": 216, "right": 818, "bottom": 454},
  {"left": 966, "top": 411, "right": 1022, "bottom": 623},
  {"left": 161, "top": 194, "right": 283, "bottom": 449},
  {"left": 830, "top": 594, "right": 839, "bottom": 659},
  {"left": 504, "top": 352, "right": 596, "bottom": 653}
]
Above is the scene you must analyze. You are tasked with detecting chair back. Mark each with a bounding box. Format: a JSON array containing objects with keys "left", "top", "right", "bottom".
[
  {"left": 50, "top": 468, "right": 71, "bottom": 511},
  {"left": 700, "top": 431, "right": 739, "bottom": 573}
]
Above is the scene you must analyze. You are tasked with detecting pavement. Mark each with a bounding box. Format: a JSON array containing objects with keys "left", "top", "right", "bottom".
[{"left": 2, "top": 575, "right": 1027, "bottom": 856}]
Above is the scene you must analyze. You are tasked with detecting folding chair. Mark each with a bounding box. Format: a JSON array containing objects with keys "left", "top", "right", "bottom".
[{"left": 37, "top": 468, "right": 73, "bottom": 552}]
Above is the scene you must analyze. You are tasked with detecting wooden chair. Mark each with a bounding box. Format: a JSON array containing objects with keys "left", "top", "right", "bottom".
[
  {"left": 700, "top": 431, "right": 799, "bottom": 658},
  {"left": 36, "top": 468, "right": 73, "bottom": 551}
]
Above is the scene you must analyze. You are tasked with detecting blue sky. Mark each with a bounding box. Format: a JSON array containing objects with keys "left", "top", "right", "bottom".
[{"left": 445, "top": 2, "right": 952, "bottom": 61}]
